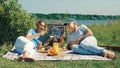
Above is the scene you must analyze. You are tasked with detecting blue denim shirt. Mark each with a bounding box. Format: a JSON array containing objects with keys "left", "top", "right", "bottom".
[{"left": 28, "top": 29, "right": 50, "bottom": 48}]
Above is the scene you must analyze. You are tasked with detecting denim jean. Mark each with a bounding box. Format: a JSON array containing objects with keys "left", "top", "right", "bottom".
[{"left": 72, "top": 36, "right": 107, "bottom": 55}]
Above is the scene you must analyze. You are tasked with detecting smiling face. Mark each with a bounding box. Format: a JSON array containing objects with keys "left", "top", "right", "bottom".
[
  {"left": 39, "top": 22, "right": 46, "bottom": 30},
  {"left": 68, "top": 21, "right": 77, "bottom": 32},
  {"left": 36, "top": 20, "right": 47, "bottom": 32}
]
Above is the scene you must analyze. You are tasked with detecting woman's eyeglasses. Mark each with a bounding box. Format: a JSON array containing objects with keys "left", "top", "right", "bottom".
[
  {"left": 41, "top": 24, "right": 45, "bottom": 27},
  {"left": 39, "top": 24, "right": 46, "bottom": 27}
]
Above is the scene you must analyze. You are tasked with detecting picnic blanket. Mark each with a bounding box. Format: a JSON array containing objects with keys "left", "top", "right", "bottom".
[{"left": 3, "top": 50, "right": 111, "bottom": 60}]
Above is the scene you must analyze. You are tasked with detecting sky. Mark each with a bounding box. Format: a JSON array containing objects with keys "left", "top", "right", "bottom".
[{"left": 19, "top": 0, "right": 120, "bottom": 15}]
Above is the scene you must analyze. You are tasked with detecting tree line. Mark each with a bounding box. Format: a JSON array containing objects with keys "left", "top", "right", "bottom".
[{"left": 32, "top": 13, "right": 120, "bottom": 20}]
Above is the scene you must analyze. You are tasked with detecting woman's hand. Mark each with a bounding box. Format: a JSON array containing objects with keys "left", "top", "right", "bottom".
[
  {"left": 40, "top": 31, "right": 46, "bottom": 35},
  {"left": 26, "top": 31, "right": 45, "bottom": 40},
  {"left": 44, "top": 42, "right": 49, "bottom": 46}
]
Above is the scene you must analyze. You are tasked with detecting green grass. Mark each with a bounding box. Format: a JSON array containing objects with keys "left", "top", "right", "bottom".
[
  {"left": 0, "top": 20, "right": 120, "bottom": 68},
  {"left": 89, "top": 21, "right": 120, "bottom": 46}
]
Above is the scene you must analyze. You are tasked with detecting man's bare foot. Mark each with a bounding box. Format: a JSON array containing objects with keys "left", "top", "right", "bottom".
[{"left": 103, "top": 51, "right": 115, "bottom": 59}]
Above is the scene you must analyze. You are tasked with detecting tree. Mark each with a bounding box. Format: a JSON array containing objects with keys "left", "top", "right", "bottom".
[{"left": 0, "top": 0, "right": 36, "bottom": 45}]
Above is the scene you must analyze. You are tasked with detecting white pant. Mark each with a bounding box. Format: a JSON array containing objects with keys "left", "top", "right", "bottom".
[{"left": 14, "top": 36, "right": 36, "bottom": 57}]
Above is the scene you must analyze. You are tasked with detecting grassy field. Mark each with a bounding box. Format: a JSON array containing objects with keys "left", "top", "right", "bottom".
[
  {"left": 0, "top": 56, "right": 120, "bottom": 68},
  {"left": 0, "top": 20, "right": 120, "bottom": 68}
]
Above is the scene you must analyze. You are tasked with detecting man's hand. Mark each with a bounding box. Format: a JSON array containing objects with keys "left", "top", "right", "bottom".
[
  {"left": 67, "top": 42, "right": 78, "bottom": 50},
  {"left": 67, "top": 36, "right": 84, "bottom": 50}
]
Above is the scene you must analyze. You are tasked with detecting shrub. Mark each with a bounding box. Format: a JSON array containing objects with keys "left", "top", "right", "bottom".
[{"left": 0, "top": 0, "right": 36, "bottom": 45}]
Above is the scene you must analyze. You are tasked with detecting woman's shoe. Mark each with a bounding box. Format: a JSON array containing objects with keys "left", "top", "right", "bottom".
[
  {"left": 17, "top": 57, "right": 24, "bottom": 62},
  {"left": 23, "top": 57, "right": 34, "bottom": 62},
  {"left": 17, "top": 57, "right": 34, "bottom": 62}
]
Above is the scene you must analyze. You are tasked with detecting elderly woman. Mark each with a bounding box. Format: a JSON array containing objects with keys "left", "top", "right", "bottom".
[{"left": 66, "top": 18, "right": 115, "bottom": 59}]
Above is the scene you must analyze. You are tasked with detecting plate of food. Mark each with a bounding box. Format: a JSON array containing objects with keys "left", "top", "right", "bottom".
[{"left": 38, "top": 48, "right": 48, "bottom": 53}]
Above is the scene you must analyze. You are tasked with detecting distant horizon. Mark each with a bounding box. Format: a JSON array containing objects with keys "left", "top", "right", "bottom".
[
  {"left": 30, "top": 12, "right": 120, "bottom": 16},
  {"left": 19, "top": 0, "right": 120, "bottom": 15}
]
